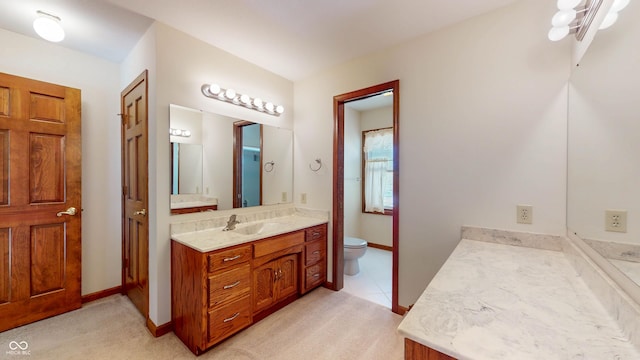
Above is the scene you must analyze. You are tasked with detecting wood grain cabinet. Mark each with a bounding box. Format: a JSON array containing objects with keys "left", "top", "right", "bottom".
[
  {"left": 302, "top": 224, "right": 327, "bottom": 293},
  {"left": 171, "top": 222, "right": 327, "bottom": 355}
]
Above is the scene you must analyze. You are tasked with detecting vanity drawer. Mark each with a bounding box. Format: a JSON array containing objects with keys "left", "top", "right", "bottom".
[
  {"left": 254, "top": 231, "right": 304, "bottom": 258},
  {"left": 305, "top": 224, "right": 326, "bottom": 242},
  {"left": 304, "top": 240, "right": 325, "bottom": 266},
  {"left": 208, "top": 245, "right": 251, "bottom": 273},
  {"left": 208, "top": 263, "right": 251, "bottom": 308},
  {"left": 304, "top": 262, "right": 325, "bottom": 291},
  {"left": 207, "top": 295, "right": 252, "bottom": 345}
]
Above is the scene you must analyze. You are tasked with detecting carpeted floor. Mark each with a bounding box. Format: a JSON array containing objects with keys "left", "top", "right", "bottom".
[{"left": 0, "top": 288, "right": 404, "bottom": 359}]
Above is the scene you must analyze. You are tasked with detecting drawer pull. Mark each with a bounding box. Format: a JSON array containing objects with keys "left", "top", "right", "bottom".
[
  {"left": 223, "top": 255, "right": 242, "bottom": 262},
  {"left": 312, "top": 232, "right": 321, "bottom": 239},
  {"left": 312, "top": 250, "right": 320, "bottom": 255},
  {"left": 313, "top": 274, "right": 320, "bottom": 278},
  {"left": 223, "top": 281, "right": 241, "bottom": 290},
  {"left": 223, "top": 312, "right": 240, "bottom": 323}
]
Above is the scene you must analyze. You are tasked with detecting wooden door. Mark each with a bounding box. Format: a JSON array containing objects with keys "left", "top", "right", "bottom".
[
  {"left": 0, "top": 72, "right": 82, "bottom": 332},
  {"left": 252, "top": 260, "right": 276, "bottom": 313},
  {"left": 277, "top": 254, "right": 298, "bottom": 300},
  {"left": 121, "top": 71, "right": 149, "bottom": 318}
]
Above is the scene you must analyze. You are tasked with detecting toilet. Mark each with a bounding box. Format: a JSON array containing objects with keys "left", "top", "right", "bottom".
[{"left": 344, "top": 236, "right": 368, "bottom": 276}]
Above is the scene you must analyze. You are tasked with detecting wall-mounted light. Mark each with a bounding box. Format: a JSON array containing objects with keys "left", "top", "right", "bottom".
[
  {"left": 33, "top": 10, "right": 65, "bottom": 43},
  {"left": 201, "top": 84, "right": 284, "bottom": 116},
  {"left": 548, "top": 0, "right": 629, "bottom": 42},
  {"left": 170, "top": 128, "right": 191, "bottom": 137}
]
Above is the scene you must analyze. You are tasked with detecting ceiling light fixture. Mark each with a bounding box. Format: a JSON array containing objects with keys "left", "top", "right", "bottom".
[
  {"left": 201, "top": 84, "right": 284, "bottom": 116},
  {"left": 33, "top": 10, "right": 65, "bottom": 43},
  {"left": 169, "top": 128, "right": 191, "bottom": 137},
  {"left": 548, "top": 0, "right": 629, "bottom": 41}
]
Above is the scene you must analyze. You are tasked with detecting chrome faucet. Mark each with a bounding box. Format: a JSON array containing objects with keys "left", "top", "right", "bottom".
[{"left": 223, "top": 214, "right": 240, "bottom": 231}]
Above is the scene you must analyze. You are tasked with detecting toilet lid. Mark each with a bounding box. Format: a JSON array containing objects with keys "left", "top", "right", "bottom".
[{"left": 344, "top": 236, "right": 367, "bottom": 248}]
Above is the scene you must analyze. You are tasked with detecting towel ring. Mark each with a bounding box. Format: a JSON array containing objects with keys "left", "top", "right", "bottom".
[
  {"left": 264, "top": 161, "right": 275, "bottom": 172},
  {"left": 309, "top": 158, "right": 322, "bottom": 172}
]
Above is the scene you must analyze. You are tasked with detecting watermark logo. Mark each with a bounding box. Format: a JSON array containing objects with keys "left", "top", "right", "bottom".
[{"left": 7, "top": 341, "right": 30, "bottom": 356}]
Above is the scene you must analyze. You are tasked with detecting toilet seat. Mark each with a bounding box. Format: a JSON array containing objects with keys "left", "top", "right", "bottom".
[{"left": 344, "top": 236, "right": 367, "bottom": 249}]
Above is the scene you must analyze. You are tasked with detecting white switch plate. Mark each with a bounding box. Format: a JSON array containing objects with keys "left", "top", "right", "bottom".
[
  {"left": 605, "top": 210, "right": 627, "bottom": 233},
  {"left": 517, "top": 205, "right": 532, "bottom": 224},
  {"left": 281, "top": 192, "right": 287, "bottom": 202}
]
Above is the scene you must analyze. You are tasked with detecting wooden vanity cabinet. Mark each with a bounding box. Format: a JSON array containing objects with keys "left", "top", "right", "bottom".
[
  {"left": 172, "top": 222, "right": 327, "bottom": 355},
  {"left": 302, "top": 224, "right": 327, "bottom": 293},
  {"left": 171, "top": 242, "right": 252, "bottom": 355}
]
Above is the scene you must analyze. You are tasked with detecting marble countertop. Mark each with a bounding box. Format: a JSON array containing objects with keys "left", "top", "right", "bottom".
[
  {"left": 397, "top": 239, "right": 640, "bottom": 360},
  {"left": 170, "top": 200, "right": 218, "bottom": 210},
  {"left": 171, "top": 215, "right": 327, "bottom": 253}
]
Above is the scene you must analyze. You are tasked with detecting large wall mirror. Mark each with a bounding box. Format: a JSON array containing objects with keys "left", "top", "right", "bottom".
[
  {"left": 567, "top": 2, "right": 640, "bottom": 288},
  {"left": 169, "top": 104, "right": 293, "bottom": 214}
]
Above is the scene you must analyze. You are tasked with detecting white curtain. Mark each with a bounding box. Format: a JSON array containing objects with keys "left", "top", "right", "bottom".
[{"left": 363, "top": 128, "right": 393, "bottom": 213}]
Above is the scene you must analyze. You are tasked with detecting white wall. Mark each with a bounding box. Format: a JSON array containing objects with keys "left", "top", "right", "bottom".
[
  {"left": 169, "top": 105, "right": 203, "bottom": 145},
  {"left": 294, "top": 0, "right": 570, "bottom": 306},
  {"left": 344, "top": 107, "right": 362, "bottom": 238},
  {"left": 124, "top": 22, "right": 294, "bottom": 326},
  {"left": 567, "top": 1, "right": 640, "bottom": 244},
  {"left": 0, "top": 28, "right": 122, "bottom": 297}
]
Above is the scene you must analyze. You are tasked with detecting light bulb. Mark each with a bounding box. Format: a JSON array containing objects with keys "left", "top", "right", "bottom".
[
  {"left": 208, "top": 84, "right": 221, "bottom": 95},
  {"left": 253, "top": 98, "right": 263, "bottom": 109},
  {"left": 182, "top": 130, "right": 191, "bottom": 137},
  {"left": 551, "top": 9, "right": 577, "bottom": 27},
  {"left": 265, "top": 102, "right": 274, "bottom": 112},
  {"left": 33, "top": 13, "right": 65, "bottom": 42},
  {"left": 225, "top": 88, "right": 236, "bottom": 100},
  {"left": 548, "top": 26, "right": 570, "bottom": 41},
  {"left": 557, "top": 0, "right": 581, "bottom": 10},
  {"left": 275, "top": 105, "right": 284, "bottom": 114},
  {"left": 611, "top": 0, "right": 630, "bottom": 12},
  {"left": 599, "top": 12, "right": 619, "bottom": 29},
  {"left": 240, "top": 94, "right": 251, "bottom": 105}
]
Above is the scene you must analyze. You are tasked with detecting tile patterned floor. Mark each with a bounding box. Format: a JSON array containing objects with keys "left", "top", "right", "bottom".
[{"left": 342, "top": 247, "right": 392, "bottom": 308}]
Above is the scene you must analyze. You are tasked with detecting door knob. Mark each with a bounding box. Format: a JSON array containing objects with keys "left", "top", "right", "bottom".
[
  {"left": 56, "top": 207, "right": 77, "bottom": 217},
  {"left": 134, "top": 209, "right": 147, "bottom": 216}
]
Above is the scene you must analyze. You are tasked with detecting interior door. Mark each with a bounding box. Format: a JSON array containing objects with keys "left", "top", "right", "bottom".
[
  {"left": 233, "top": 121, "right": 262, "bottom": 208},
  {"left": 121, "top": 71, "right": 149, "bottom": 319},
  {"left": 0, "top": 72, "right": 82, "bottom": 332}
]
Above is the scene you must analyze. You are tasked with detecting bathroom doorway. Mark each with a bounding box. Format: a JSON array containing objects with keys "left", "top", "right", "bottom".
[{"left": 333, "top": 80, "right": 400, "bottom": 313}]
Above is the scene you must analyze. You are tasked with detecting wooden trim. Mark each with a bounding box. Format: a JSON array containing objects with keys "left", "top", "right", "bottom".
[
  {"left": 81, "top": 286, "right": 123, "bottom": 304},
  {"left": 146, "top": 317, "right": 173, "bottom": 338},
  {"left": 404, "top": 338, "right": 456, "bottom": 360},
  {"left": 367, "top": 242, "right": 393, "bottom": 252},
  {"left": 397, "top": 305, "right": 410, "bottom": 316},
  {"left": 323, "top": 281, "right": 335, "bottom": 291},
  {"left": 333, "top": 80, "right": 400, "bottom": 314}
]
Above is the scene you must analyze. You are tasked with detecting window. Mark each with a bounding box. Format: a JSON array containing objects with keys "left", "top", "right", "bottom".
[{"left": 362, "top": 127, "right": 393, "bottom": 215}]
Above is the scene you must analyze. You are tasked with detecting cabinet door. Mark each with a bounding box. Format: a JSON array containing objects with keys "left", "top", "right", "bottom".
[
  {"left": 277, "top": 254, "right": 298, "bottom": 300},
  {"left": 253, "top": 260, "right": 277, "bottom": 313}
]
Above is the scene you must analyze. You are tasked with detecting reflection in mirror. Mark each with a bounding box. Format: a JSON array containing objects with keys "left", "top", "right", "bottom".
[
  {"left": 171, "top": 143, "right": 203, "bottom": 194},
  {"left": 567, "top": 2, "right": 640, "bottom": 286},
  {"left": 169, "top": 104, "right": 293, "bottom": 214}
]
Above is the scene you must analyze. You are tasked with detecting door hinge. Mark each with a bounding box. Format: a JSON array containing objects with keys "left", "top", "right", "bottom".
[{"left": 122, "top": 186, "right": 128, "bottom": 196}]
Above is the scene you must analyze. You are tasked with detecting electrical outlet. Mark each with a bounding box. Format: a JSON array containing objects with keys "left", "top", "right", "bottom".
[
  {"left": 281, "top": 192, "right": 287, "bottom": 202},
  {"left": 605, "top": 210, "right": 627, "bottom": 233},
  {"left": 517, "top": 205, "right": 532, "bottom": 224},
  {"left": 301, "top": 193, "right": 307, "bottom": 204}
]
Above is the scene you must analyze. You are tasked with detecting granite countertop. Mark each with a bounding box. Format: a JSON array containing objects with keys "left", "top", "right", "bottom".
[
  {"left": 397, "top": 239, "right": 640, "bottom": 360},
  {"left": 171, "top": 214, "right": 327, "bottom": 253}
]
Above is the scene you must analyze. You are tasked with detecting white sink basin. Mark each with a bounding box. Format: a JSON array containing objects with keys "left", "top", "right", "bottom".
[{"left": 233, "top": 222, "right": 282, "bottom": 235}]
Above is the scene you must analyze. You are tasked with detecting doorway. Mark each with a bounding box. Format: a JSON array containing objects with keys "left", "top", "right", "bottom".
[
  {"left": 233, "top": 121, "right": 263, "bottom": 208},
  {"left": 333, "top": 80, "right": 400, "bottom": 314},
  {"left": 120, "top": 70, "right": 149, "bottom": 322}
]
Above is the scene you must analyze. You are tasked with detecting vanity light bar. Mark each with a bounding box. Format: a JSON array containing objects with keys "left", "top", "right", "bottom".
[
  {"left": 201, "top": 84, "right": 284, "bottom": 116},
  {"left": 170, "top": 128, "right": 191, "bottom": 137}
]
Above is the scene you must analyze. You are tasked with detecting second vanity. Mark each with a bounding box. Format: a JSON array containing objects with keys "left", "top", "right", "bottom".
[{"left": 170, "top": 209, "right": 327, "bottom": 355}]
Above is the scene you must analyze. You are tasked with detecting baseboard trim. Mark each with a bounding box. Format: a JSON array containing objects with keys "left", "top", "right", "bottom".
[
  {"left": 146, "top": 317, "right": 173, "bottom": 337},
  {"left": 81, "top": 286, "right": 122, "bottom": 304},
  {"left": 367, "top": 243, "right": 393, "bottom": 251},
  {"left": 398, "top": 305, "right": 410, "bottom": 315}
]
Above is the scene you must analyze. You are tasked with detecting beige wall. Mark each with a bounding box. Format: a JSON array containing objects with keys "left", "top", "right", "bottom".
[{"left": 294, "top": 0, "right": 571, "bottom": 306}]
